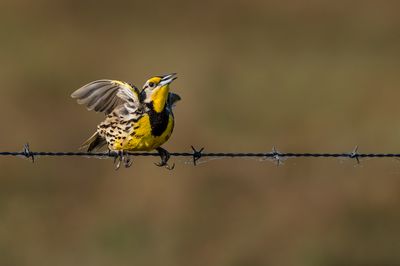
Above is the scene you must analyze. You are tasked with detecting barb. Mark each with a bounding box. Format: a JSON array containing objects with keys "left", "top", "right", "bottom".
[
  {"left": 191, "top": 146, "right": 204, "bottom": 166},
  {"left": 2, "top": 143, "right": 400, "bottom": 166},
  {"left": 23, "top": 143, "right": 35, "bottom": 163},
  {"left": 349, "top": 145, "right": 360, "bottom": 164},
  {"left": 269, "top": 146, "right": 282, "bottom": 166}
]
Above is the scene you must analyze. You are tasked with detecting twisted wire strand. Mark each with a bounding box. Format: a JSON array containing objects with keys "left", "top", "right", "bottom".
[
  {"left": 3, "top": 152, "right": 400, "bottom": 157},
  {"left": 1, "top": 144, "right": 400, "bottom": 165}
]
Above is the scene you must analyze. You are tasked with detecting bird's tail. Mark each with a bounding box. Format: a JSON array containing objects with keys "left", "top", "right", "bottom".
[{"left": 80, "top": 131, "right": 107, "bottom": 152}]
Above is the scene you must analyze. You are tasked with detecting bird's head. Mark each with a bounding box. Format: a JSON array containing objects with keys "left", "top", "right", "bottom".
[{"left": 142, "top": 73, "right": 177, "bottom": 113}]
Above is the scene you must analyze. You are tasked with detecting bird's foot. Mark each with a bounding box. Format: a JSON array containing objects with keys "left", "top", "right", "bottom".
[
  {"left": 123, "top": 152, "right": 133, "bottom": 168},
  {"left": 113, "top": 150, "right": 133, "bottom": 170},
  {"left": 155, "top": 147, "right": 175, "bottom": 170}
]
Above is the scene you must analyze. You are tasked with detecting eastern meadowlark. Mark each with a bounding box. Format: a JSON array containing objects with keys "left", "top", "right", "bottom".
[{"left": 71, "top": 73, "right": 180, "bottom": 169}]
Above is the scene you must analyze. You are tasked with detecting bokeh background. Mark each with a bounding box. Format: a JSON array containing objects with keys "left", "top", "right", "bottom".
[{"left": 1, "top": 1, "right": 400, "bottom": 265}]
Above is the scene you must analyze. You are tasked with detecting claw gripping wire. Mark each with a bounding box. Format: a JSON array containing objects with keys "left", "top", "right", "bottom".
[{"left": 191, "top": 146, "right": 204, "bottom": 166}]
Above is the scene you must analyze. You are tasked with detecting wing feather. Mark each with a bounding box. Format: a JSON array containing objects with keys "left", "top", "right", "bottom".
[
  {"left": 71, "top": 80, "right": 140, "bottom": 114},
  {"left": 168, "top": 93, "right": 181, "bottom": 108}
]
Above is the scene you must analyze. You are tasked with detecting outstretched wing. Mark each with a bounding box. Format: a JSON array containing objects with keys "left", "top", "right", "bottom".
[
  {"left": 71, "top": 79, "right": 141, "bottom": 114},
  {"left": 167, "top": 93, "right": 181, "bottom": 108}
]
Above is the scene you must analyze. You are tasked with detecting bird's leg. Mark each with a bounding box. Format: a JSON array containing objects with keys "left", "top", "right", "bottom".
[
  {"left": 155, "top": 147, "right": 175, "bottom": 170},
  {"left": 113, "top": 150, "right": 123, "bottom": 170}
]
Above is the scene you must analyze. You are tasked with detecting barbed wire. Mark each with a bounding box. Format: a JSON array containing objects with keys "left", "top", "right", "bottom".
[{"left": 1, "top": 144, "right": 400, "bottom": 168}]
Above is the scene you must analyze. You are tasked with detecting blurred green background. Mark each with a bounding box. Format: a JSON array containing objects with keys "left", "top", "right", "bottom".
[{"left": 1, "top": 0, "right": 400, "bottom": 265}]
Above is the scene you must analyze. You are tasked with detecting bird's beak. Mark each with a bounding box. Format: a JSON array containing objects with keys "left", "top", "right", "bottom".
[{"left": 159, "top": 73, "right": 177, "bottom": 86}]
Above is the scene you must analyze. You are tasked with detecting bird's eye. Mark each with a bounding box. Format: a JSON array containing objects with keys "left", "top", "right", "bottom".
[{"left": 148, "top": 82, "right": 155, "bottom": 88}]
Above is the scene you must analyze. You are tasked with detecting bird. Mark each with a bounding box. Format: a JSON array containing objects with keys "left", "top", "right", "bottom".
[{"left": 71, "top": 73, "right": 180, "bottom": 169}]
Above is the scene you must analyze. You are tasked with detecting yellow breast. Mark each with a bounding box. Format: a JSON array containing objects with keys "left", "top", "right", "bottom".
[{"left": 113, "top": 114, "right": 174, "bottom": 151}]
